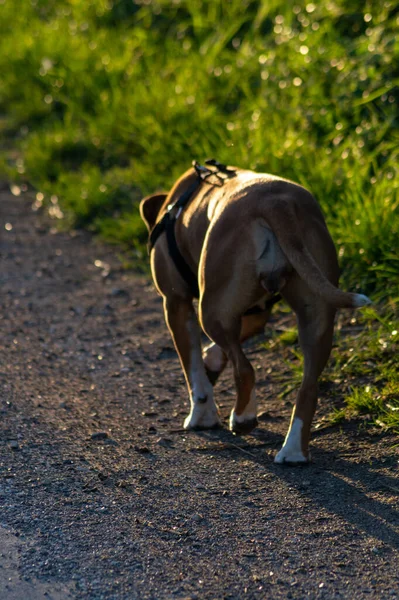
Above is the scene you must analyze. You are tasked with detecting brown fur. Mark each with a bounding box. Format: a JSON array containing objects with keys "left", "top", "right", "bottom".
[{"left": 140, "top": 166, "right": 370, "bottom": 463}]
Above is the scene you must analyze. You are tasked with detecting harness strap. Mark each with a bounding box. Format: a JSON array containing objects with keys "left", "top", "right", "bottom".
[
  {"left": 165, "top": 213, "right": 200, "bottom": 298},
  {"left": 148, "top": 177, "right": 202, "bottom": 253}
]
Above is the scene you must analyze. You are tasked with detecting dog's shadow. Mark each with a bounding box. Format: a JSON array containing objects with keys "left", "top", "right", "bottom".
[{"left": 189, "top": 426, "right": 399, "bottom": 551}]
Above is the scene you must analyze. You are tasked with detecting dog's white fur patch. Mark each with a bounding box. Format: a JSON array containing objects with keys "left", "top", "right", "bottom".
[
  {"left": 353, "top": 293, "right": 372, "bottom": 307},
  {"left": 190, "top": 359, "right": 213, "bottom": 403},
  {"left": 184, "top": 373, "right": 220, "bottom": 429},
  {"left": 203, "top": 343, "right": 226, "bottom": 373},
  {"left": 274, "top": 417, "right": 308, "bottom": 464},
  {"left": 229, "top": 390, "right": 257, "bottom": 429},
  {"left": 183, "top": 321, "right": 220, "bottom": 429},
  {"left": 184, "top": 401, "right": 220, "bottom": 430}
]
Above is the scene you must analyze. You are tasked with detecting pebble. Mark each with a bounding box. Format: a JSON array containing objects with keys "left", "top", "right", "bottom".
[
  {"left": 90, "top": 431, "right": 109, "bottom": 441},
  {"left": 191, "top": 514, "right": 203, "bottom": 522},
  {"left": 156, "top": 437, "right": 173, "bottom": 447},
  {"left": 133, "top": 445, "right": 150, "bottom": 454},
  {"left": 104, "top": 438, "right": 118, "bottom": 446},
  {"left": 110, "top": 288, "right": 129, "bottom": 297},
  {"left": 9, "top": 440, "right": 20, "bottom": 450}
]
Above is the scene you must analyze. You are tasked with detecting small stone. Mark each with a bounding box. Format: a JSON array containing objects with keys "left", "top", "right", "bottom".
[
  {"left": 156, "top": 437, "right": 173, "bottom": 447},
  {"left": 258, "top": 411, "right": 272, "bottom": 421},
  {"left": 9, "top": 441, "right": 19, "bottom": 451},
  {"left": 110, "top": 288, "right": 129, "bottom": 297},
  {"left": 133, "top": 445, "right": 150, "bottom": 454},
  {"left": 104, "top": 438, "right": 118, "bottom": 446},
  {"left": 90, "top": 431, "right": 109, "bottom": 441}
]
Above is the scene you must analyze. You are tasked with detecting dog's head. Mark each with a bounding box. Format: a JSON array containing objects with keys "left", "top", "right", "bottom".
[{"left": 139, "top": 193, "right": 167, "bottom": 231}]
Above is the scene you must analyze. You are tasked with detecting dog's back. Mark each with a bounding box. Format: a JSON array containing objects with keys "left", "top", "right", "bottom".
[{"left": 176, "top": 169, "right": 368, "bottom": 310}]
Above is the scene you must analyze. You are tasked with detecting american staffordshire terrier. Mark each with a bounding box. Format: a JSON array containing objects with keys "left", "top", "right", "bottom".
[{"left": 140, "top": 160, "right": 371, "bottom": 464}]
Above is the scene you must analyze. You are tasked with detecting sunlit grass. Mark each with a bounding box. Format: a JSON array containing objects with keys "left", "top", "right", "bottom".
[
  {"left": 329, "top": 384, "right": 399, "bottom": 434},
  {"left": 267, "top": 306, "right": 399, "bottom": 432},
  {"left": 323, "top": 308, "right": 399, "bottom": 433},
  {"left": 0, "top": 0, "right": 398, "bottom": 293}
]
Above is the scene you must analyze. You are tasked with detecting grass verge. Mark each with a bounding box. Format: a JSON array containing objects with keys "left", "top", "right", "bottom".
[
  {"left": 0, "top": 1, "right": 398, "bottom": 300},
  {"left": 267, "top": 307, "right": 399, "bottom": 434}
]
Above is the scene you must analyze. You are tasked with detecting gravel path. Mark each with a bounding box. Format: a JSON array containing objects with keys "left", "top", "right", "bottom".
[{"left": 1, "top": 191, "right": 398, "bottom": 600}]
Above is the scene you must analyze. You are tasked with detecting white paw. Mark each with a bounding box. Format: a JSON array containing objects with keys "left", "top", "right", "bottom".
[
  {"left": 274, "top": 417, "right": 309, "bottom": 464},
  {"left": 229, "top": 390, "right": 258, "bottom": 434},
  {"left": 229, "top": 409, "right": 258, "bottom": 434},
  {"left": 184, "top": 402, "right": 221, "bottom": 430},
  {"left": 274, "top": 448, "right": 309, "bottom": 464}
]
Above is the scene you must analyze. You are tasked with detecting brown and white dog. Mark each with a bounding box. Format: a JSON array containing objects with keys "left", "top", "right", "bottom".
[{"left": 140, "top": 162, "right": 371, "bottom": 464}]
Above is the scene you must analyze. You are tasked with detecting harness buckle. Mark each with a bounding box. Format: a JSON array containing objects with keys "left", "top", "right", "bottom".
[
  {"left": 148, "top": 159, "right": 237, "bottom": 255},
  {"left": 204, "top": 158, "right": 236, "bottom": 176}
]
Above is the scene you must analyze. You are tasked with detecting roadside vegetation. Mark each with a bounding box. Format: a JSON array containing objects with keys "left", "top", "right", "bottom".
[
  {"left": 1, "top": 0, "right": 398, "bottom": 430},
  {"left": 267, "top": 308, "right": 399, "bottom": 433}
]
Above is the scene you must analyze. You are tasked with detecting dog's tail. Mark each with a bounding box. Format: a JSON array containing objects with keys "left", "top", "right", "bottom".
[{"left": 266, "top": 204, "right": 372, "bottom": 309}]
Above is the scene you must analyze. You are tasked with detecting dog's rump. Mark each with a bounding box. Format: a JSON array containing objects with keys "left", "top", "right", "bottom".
[
  {"left": 246, "top": 188, "right": 370, "bottom": 308},
  {"left": 205, "top": 175, "right": 371, "bottom": 309}
]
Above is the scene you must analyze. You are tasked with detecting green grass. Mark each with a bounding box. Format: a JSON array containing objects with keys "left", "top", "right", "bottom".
[
  {"left": 0, "top": 0, "right": 399, "bottom": 299},
  {"left": 325, "top": 308, "right": 399, "bottom": 432},
  {"left": 0, "top": 1, "right": 398, "bottom": 429},
  {"left": 266, "top": 307, "right": 399, "bottom": 433}
]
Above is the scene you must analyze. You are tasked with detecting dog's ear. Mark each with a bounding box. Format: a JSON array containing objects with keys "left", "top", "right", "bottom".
[{"left": 139, "top": 193, "right": 167, "bottom": 231}]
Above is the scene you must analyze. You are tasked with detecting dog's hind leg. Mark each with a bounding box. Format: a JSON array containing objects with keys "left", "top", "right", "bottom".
[
  {"left": 163, "top": 296, "right": 221, "bottom": 430},
  {"left": 203, "top": 309, "right": 272, "bottom": 385},
  {"left": 203, "top": 342, "right": 228, "bottom": 385},
  {"left": 199, "top": 309, "right": 258, "bottom": 435},
  {"left": 275, "top": 283, "right": 335, "bottom": 464}
]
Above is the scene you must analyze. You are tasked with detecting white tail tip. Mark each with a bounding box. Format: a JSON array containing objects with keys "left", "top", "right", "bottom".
[{"left": 353, "top": 293, "right": 372, "bottom": 308}]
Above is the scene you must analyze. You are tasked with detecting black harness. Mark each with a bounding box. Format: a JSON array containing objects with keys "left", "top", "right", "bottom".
[
  {"left": 147, "top": 159, "right": 281, "bottom": 313},
  {"left": 148, "top": 159, "right": 235, "bottom": 298}
]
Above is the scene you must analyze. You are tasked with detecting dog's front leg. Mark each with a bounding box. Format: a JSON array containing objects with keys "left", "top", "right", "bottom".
[{"left": 164, "top": 296, "right": 221, "bottom": 430}]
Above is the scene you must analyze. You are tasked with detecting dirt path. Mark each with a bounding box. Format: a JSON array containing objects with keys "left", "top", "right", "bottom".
[{"left": 0, "top": 191, "right": 398, "bottom": 600}]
